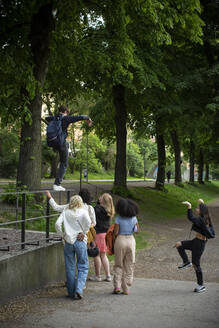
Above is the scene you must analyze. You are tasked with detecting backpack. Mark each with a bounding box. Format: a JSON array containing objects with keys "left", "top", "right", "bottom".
[
  {"left": 105, "top": 224, "right": 115, "bottom": 256},
  {"left": 46, "top": 115, "right": 65, "bottom": 149},
  {"left": 203, "top": 224, "right": 215, "bottom": 239}
]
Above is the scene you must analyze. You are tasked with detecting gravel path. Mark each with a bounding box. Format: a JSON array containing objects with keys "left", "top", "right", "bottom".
[{"left": 135, "top": 202, "right": 219, "bottom": 283}]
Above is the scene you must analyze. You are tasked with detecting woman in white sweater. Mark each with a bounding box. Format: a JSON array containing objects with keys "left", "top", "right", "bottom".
[{"left": 46, "top": 191, "right": 91, "bottom": 300}]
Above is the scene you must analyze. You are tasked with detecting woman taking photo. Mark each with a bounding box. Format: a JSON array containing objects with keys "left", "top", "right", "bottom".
[
  {"left": 175, "top": 199, "right": 214, "bottom": 293},
  {"left": 113, "top": 198, "right": 139, "bottom": 295},
  {"left": 89, "top": 193, "right": 115, "bottom": 282}
]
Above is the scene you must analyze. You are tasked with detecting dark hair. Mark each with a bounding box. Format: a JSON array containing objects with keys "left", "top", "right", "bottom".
[
  {"left": 79, "top": 188, "right": 91, "bottom": 204},
  {"left": 58, "top": 105, "right": 69, "bottom": 114},
  {"left": 115, "top": 198, "right": 139, "bottom": 218},
  {"left": 199, "top": 203, "right": 212, "bottom": 226}
]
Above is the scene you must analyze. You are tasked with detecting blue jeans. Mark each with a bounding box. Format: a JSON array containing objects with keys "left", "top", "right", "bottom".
[{"left": 64, "top": 240, "right": 89, "bottom": 298}]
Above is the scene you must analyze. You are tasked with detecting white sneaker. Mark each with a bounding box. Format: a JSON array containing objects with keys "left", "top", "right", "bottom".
[
  {"left": 194, "top": 285, "right": 206, "bottom": 293},
  {"left": 104, "top": 275, "right": 112, "bottom": 282},
  {"left": 89, "top": 275, "right": 102, "bottom": 282},
  {"left": 53, "top": 185, "right": 66, "bottom": 191},
  {"left": 178, "top": 262, "right": 192, "bottom": 269}
]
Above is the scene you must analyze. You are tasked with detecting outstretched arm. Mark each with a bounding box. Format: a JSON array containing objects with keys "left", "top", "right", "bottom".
[
  {"left": 182, "top": 201, "right": 201, "bottom": 226},
  {"left": 45, "top": 190, "right": 67, "bottom": 212},
  {"left": 65, "top": 115, "right": 93, "bottom": 126}
]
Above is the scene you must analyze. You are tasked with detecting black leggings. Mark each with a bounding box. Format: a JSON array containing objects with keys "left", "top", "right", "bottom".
[{"left": 177, "top": 238, "right": 206, "bottom": 285}]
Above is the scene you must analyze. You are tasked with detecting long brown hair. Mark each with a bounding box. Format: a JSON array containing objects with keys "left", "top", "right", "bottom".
[
  {"left": 99, "top": 193, "right": 115, "bottom": 219},
  {"left": 199, "top": 203, "right": 213, "bottom": 226}
]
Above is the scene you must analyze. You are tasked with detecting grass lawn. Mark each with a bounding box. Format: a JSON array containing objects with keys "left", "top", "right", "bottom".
[
  {"left": 127, "top": 181, "right": 219, "bottom": 253},
  {"left": 130, "top": 181, "right": 219, "bottom": 223}
]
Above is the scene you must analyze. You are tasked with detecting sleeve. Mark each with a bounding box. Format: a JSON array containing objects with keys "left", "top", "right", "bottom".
[
  {"left": 115, "top": 216, "right": 120, "bottom": 224},
  {"left": 55, "top": 212, "right": 64, "bottom": 236},
  {"left": 65, "top": 115, "right": 90, "bottom": 124},
  {"left": 49, "top": 198, "right": 68, "bottom": 212},
  {"left": 88, "top": 205, "right": 96, "bottom": 226},
  {"left": 187, "top": 209, "right": 202, "bottom": 226}
]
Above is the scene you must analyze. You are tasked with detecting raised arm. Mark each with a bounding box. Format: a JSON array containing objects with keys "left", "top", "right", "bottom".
[
  {"left": 182, "top": 201, "right": 202, "bottom": 226},
  {"left": 45, "top": 190, "right": 67, "bottom": 212}
]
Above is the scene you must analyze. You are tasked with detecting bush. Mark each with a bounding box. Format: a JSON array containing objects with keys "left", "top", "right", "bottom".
[
  {"left": 0, "top": 128, "right": 19, "bottom": 178},
  {"left": 0, "top": 183, "right": 34, "bottom": 205}
]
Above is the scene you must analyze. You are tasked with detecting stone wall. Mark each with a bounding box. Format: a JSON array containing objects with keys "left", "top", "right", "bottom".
[{"left": 0, "top": 242, "right": 65, "bottom": 304}]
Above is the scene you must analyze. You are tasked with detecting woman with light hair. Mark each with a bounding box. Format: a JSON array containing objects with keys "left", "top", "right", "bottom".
[
  {"left": 89, "top": 193, "right": 115, "bottom": 282},
  {"left": 45, "top": 191, "right": 91, "bottom": 300}
]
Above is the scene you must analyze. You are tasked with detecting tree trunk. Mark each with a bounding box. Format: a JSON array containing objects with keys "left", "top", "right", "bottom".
[
  {"left": 155, "top": 122, "right": 166, "bottom": 190},
  {"left": 17, "top": 4, "right": 54, "bottom": 190},
  {"left": 113, "top": 84, "right": 127, "bottom": 188},
  {"left": 170, "top": 130, "right": 182, "bottom": 184},
  {"left": 189, "top": 140, "right": 195, "bottom": 183},
  {"left": 205, "top": 163, "right": 209, "bottom": 182},
  {"left": 198, "top": 149, "right": 204, "bottom": 184}
]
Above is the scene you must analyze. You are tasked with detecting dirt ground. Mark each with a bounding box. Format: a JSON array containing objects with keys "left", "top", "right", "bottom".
[
  {"left": 0, "top": 200, "right": 218, "bottom": 324},
  {"left": 135, "top": 203, "right": 219, "bottom": 283}
]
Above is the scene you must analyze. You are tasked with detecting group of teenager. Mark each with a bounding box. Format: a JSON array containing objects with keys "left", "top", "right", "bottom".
[
  {"left": 45, "top": 105, "right": 214, "bottom": 298},
  {"left": 45, "top": 189, "right": 214, "bottom": 299},
  {"left": 45, "top": 189, "right": 139, "bottom": 299}
]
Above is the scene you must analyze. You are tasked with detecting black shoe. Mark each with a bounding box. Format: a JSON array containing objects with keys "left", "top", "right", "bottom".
[
  {"left": 74, "top": 291, "right": 83, "bottom": 300},
  {"left": 178, "top": 262, "right": 192, "bottom": 269}
]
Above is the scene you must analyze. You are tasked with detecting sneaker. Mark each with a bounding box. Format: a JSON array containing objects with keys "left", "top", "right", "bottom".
[
  {"left": 194, "top": 285, "right": 206, "bottom": 293},
  {"left": 122, "top": 291, "right": 129, "bottom": 295},
  {"left": 89, "top": 275, "right": 102, "bottom": 282},
  {"left": 104, "top": 275, "right": 112, "bottom": 282},
  {"left": 178, "top": 262, "right": 192, "bottom": 269},
  {"left": 53, "top": 184, "right": 66, "bottom": 191},
  {"left": 75, "top": 291, "right": 83, "bottom": 299},
  {"left": 112, "top": 288, "right": 121, "bottom": 294}
]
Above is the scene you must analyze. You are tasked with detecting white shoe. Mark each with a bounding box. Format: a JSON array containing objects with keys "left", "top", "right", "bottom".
[
  {"left": 89, "top": 275, "right": 102, "bottom": 282},
  {"left": 104, "top": 275, "right": 112, "bottom": 282},
  {"left": 194, "top": 285, "right": 206, "bottom": 293},
  {"left": 178, "top": 262, "right": 192, "bottom": 269},
  {"left": 53, "top": 185, "right": 66, "bottom": 191}
]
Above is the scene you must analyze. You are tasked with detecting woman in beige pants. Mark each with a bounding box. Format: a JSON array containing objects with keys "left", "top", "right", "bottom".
[{"left": 113, "top": 199, "right": 139, "bottom": 295}]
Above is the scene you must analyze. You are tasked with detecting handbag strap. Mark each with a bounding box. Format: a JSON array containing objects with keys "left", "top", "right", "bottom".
[{"left": 77, "top": 219, "right": 85, "bottom": 234}]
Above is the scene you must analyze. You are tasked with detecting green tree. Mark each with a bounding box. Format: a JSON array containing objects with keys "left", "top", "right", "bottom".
[
  {"left": 127, "top": 142, "right": 143, "bottom": 177},
  {"left": 0, "top": 127, "right": 19, "bottom": 178}
]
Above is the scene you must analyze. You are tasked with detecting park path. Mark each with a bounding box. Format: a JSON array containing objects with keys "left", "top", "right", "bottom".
[
  {"left": 0, "top": 198, "right": 218, "bottom": 328},
  {"left": 134, "top": 201, "right": 219, "bottom": 283}
]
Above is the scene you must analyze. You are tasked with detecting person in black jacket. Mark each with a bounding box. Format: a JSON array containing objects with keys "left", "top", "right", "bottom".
[
  {"left": 175, "top": 199, "right": 214, "bottom": 293},
  {"left": 46, "top": 105, "right": 92, "bottom": 191},
  {"left": 89, "top": 193, "right": 115, "bottom": 282}
]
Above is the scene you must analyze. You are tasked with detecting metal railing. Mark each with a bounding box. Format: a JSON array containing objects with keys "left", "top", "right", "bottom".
[
  {"left": 0, "top": 179, "right": 110, "bottom": 252},
  {"left": 0, "top": 190, "right": 73, "bottom": 252}
]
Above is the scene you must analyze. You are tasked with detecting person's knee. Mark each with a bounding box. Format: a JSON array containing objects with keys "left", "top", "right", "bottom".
[
  {"left": 100, "top": 252, "right": 107, "bottom": 259},
  {"left": 175, "top": 241, "right": 182, "bottom": 248}
]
